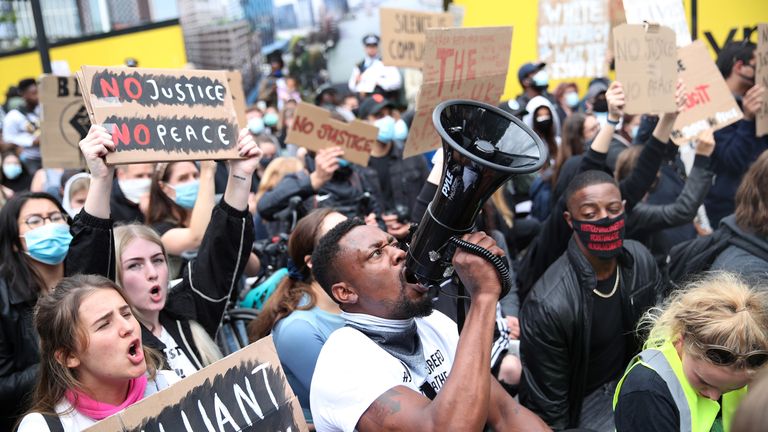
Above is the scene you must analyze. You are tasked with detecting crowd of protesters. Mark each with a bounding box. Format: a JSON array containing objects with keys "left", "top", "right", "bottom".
[{"left": 0, "top": 31, "right": 767, "bottom": 432}]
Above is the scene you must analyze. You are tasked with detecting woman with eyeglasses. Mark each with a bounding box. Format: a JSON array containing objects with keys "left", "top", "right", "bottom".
[
  {"left": 0, "top": 191, "right": 79, "bottom": 430},
  {"left": 613, "top": 272, "right": 768, "bottom": 432}
]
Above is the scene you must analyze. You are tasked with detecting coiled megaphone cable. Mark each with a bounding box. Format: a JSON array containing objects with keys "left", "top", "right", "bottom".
[{"left": 447, "top": 236, "right": 513, "bottom": 299}]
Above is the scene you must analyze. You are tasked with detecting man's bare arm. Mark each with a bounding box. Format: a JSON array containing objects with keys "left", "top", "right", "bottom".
[{"left": 487, "top": 377, "right": 551, "bottom": 431}]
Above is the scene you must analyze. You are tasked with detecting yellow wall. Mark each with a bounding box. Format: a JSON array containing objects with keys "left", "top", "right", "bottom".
[
  {"left": 0, "top": 24, "right": 187, "bottom": 99},
  {"left": 454, "top": 0, "right": 768, "bottom": 101}
]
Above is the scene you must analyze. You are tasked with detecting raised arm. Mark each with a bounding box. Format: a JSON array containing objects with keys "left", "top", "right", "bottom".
[
  {"left": 163, "top": 129, "right": 259, "bottom": 336},
  {"left": 628, "top": 130, "right": 716, "bottom": 232},
  {"left": 65, "top": 125, "right": 116, "bottom": 278}
]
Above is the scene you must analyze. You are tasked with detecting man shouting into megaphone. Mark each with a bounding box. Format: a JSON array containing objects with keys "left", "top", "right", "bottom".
[{"left": 307, "top": 218, "right": 549, "bottom": 431}]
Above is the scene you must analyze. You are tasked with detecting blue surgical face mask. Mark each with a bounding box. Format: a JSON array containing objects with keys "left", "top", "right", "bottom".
[
  {"left": 23, "top": 223, "right": 72, "bottom": 265},
  {"left": 263, "top": 112, "right": 279, "bottom": 127},
  {"left": 630, "top": 125, "right": 640, "bottom": 140},
  {"left": 2, "top": 163, "right": 22, "bottom": 180},
  {"left": 532, "top": 70, "right": 549, "bottom": 88},
  {"left": 393, "top": 119, "right": 408, "bottom": 141},
  {"left": 248, "top": 117, "right": 265, "bottom": 135},
  {"left": 374, "top": 116, "right": 395, "bottom": 143},
  {"left": 564, "top": 91, "right": 580, "bottom": 108},
  {"left": 170, "top": 179, "right": 200, "bottom": 209}
]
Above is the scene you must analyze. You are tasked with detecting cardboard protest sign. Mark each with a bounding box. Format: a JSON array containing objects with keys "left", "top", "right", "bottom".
[
  {"left": 286, "top": 102, "right": 376, "bottom": 166},
  {"left": 757, "top": 23, "right": 768, "bottom": 137},
  {"left": 85, "top": 336, "right": 308, "bottom": 432},
  {"left": 78, "top": 66, "right": 241, "bottom": 164},
  {"left": 404, "top": 26, "right": 513, "bottom": 158},
  {"left": 380, "top": 8, "right": 455, "bottom": 69},
  {"left": 622, "top": 0, "right": 691, "bottom": 47},
  {"left": 227, "top": 70, "right": 248, "bottom": 129},
  {"left": 538, "top": 0, "right": 610, "bottom": 80},
  {"left": 613, "top": 23, "right": 677, "bottom": 114},
  {"left": 39, "top": 75, "right": 89, "bottom": 169},
  {"left": 670, "top": 41, "right": 744, "bottom": 145}
]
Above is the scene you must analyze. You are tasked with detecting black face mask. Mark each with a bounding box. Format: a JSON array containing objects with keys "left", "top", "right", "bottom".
[
  {"left": 571, "top": 213, "right": 625, "bottom": 259},
  {"left": 593, "top": 98, "right": 608, "bottom": 113},
  {"left": 259, "top": 156, "right": 274, "bottom": 168},
  {"left": 534, "top": 117, "right": 553, "bottom": 133},
  {"left": 332, "top": 165, "right": 353, "bottom": 181}
]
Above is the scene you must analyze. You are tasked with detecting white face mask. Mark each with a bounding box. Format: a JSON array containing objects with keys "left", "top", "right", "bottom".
[{"left": 118, "top": 178, "right": 151, "bottom": 204}]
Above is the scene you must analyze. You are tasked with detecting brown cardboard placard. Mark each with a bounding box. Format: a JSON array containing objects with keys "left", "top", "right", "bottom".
[
  {"left": 404, "top": 26, "right": 513, "bottom": 158},
  {"left": 757, "top": 23, "right": 768, "bottom": 137},
  {"left": 78, "top": 66, "right": 241, "bottom": 165},
  {"left": 227, "top": 70, "right": 248, "bottom": 129},
  {"left": 613, "top": 23, "right": 677, "bottom": 115},
  {"left": 285, "top": 102, "right": 376, "bottom": 166},
  {"left": 85, "top": 336, "right": 309, "bottom": 432},
  {"left": 538, "top": 0, "right": 610, "bottom": 80},
  {"left": 379, "top": 8, "right": 455, "bottom": 69},
  {"left": 39, "top": 75, "right": 89, "bottom": 169},
  {"left": 670, "top": 41, "right": 744, "bottom": 145},
  {"left": 622, "top": 0, "right": 692, "bottom": 47}
]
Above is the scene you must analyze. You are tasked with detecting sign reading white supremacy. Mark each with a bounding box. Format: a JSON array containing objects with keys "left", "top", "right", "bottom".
[{"left": 538, "top": 0, "right": 610, "bottom": 80}]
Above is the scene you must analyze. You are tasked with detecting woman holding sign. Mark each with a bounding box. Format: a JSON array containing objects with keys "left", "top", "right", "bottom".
[
  {"left": 65, "top": 124, "right": 259, "bottom": 379},
  {"left": 17, "top": 274, "right": 180, "bottom": 432}
]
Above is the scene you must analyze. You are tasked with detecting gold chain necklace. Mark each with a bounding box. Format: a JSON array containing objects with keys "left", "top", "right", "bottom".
[{"left": 593, "top": 271, "right": 619, "bottom": 299}]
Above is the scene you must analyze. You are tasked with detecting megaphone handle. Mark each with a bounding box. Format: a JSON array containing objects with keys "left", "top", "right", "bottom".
[{"left": 448, "top": 236, "right": 513, "bottom": 299}]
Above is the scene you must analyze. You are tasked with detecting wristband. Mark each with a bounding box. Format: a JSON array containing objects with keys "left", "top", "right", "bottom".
[{"left": 606, "top": 118, "right": 620, "bottom": 127}]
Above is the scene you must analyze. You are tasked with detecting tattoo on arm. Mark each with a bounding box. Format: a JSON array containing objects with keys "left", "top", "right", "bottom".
[
  {"left": 367, "top": 388, "right": 403, "bottom": 426},
  {"left": 232, "top": 174, "right": 247, "bottom": 181}
]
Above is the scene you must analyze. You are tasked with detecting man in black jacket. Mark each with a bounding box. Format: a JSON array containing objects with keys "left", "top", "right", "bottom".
[
  {"left": 355, "top": 94, "right": 428, "bottom": 238},
  {"left": 519, "top": 170, "right": 661, "bottom": 431},
  {"left": 257, "top": 146, "right": 382, "bottom": 226}
]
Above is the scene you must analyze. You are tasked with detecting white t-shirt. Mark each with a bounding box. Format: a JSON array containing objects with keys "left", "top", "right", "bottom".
[
  {"left": 17, "top": 370, "right": 179, "bottom": 432},
  {"left": 310, "top": 311, "right": 459, "bottom": 432},
  {"left": 158, "top": 327, "right": 198, "bottom": 379}
]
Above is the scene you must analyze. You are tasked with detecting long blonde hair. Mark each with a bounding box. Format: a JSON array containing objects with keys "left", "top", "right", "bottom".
[
  {"left": 639, "top": 272, "right": 768, "bottom": 369},
  {"left": 113, "top": 224, "right": 222, "bottom": 366}
]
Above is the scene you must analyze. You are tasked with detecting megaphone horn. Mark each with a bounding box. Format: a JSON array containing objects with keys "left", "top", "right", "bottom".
[{"left": 405, "top": 99, "right": 548, "bottom": 299}]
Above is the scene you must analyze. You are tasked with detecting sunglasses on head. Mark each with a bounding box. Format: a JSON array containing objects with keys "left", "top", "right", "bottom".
[{"left": 691, "top": 339, "right": 768, "bottom": 369}]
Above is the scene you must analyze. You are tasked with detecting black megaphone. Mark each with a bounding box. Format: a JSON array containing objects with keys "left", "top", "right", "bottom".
[{"left": 405, "top": 99, "right": 548, "bottom": 299}]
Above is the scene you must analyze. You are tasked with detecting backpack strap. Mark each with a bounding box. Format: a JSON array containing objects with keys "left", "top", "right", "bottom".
[{"left": 41, "top": 413, "right": 65, "bottom": 432}]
